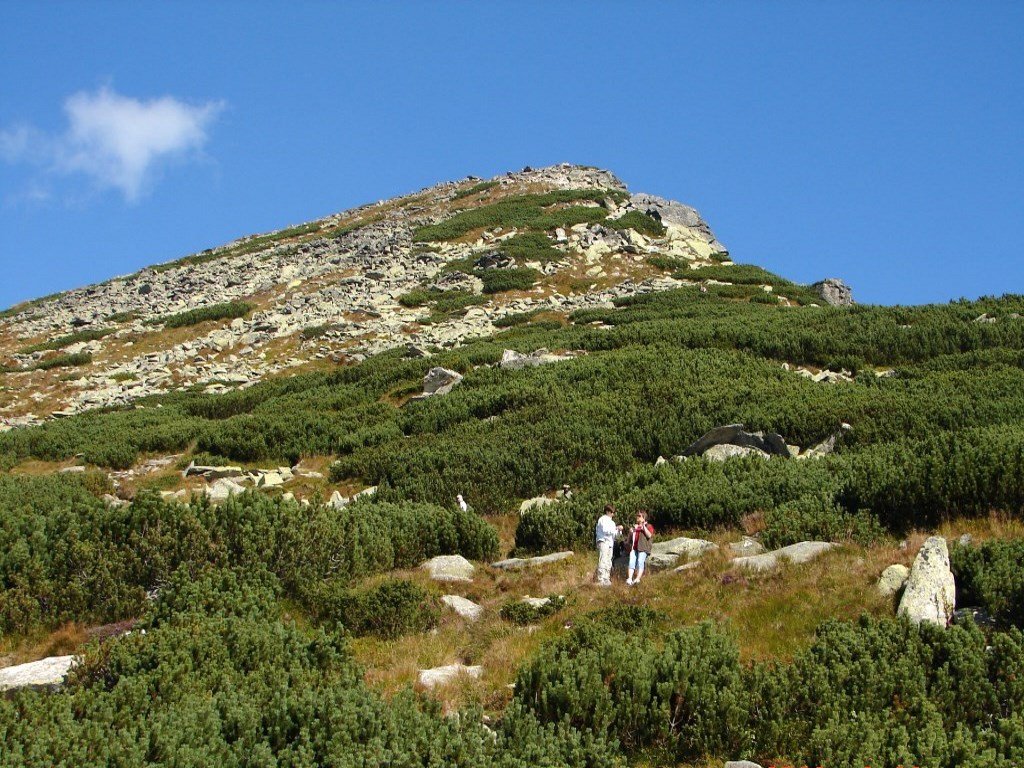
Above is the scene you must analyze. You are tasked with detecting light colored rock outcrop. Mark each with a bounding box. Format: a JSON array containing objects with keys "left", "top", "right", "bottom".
[
  {"left": 646, "top": 536, "right": 718, "bottom": 570},
  {"left": 490, "top": 551, "right": 573, "bottom": 571},
  {"left": 733, "top": 541, "right": 837, "bottom": 572},
  {"left": 703, "top": 444, "right": 770, "bottom": 461},
  {"left": 418, "top": 663, "right": 482, "bottom": 689},
  {"left": 519, "top": 496, "right": 556, "bottom": 515},
  {"left": 898, "top": 536, "right": 956, "bottom": 626},
  {"left": 421, "top": 555, "right": 475, "bottom": 583},
  {"left": 441, "top": 595, "right": 483, "bottom": 621},
  {"left": 0, "top": 655, "right": 77, "bottom": 692},
  {"left": 877, "top": 563, "right": 910, "bottom": 598}
]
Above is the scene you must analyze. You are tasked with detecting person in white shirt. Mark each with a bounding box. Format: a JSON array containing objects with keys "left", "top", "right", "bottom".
[
  {"left": 456, "top": 494, "right": 469, "bottom": 512},
  {"left": 594, "top": 503, "right": 622, "bottom": 586}
]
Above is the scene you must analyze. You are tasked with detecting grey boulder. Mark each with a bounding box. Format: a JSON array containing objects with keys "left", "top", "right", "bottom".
[
  {"left": 733, "top": 541, "right": 837, "bottom": 572},
  {"left": 491, "top": 551, "right": 573, "bottom": 571},
  {"left": 421, "top": 555, "right": 475, "bottom": 583},
  {"left": 646, "top": 536, "right": 718, "bottom": 570},
  {"left": 421, "top": 367, "right": 463, "bottom": 397},
  {"left": 811, "top": 278, "right": 854, "bottom": 306},
  {"left": 441, "top": 595, "right": 483, "bottom": 621}
]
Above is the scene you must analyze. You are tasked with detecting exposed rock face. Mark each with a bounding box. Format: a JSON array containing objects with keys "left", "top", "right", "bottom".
[
  {"left": 421, "top": 555, "right": 475, "bottom": 583},
  {"left": 490, "top": 551, "right": 574, "bottom": 571},
  {"left": 441, "top": 595, "right": 483, "bottom": 621},
  {"left": 898, "top": 536, "right": 956, "bottom": 626},
  {"left": 811, "top": 278, "right": 854, "bottom": 306},
  {"left": 0, "top": 655, "right": 77, "bottom": 693},
  {"left": 877, "top": 564, "right": 910, "bottom": 598},
  {"left": 683, "top": 424, "right": 790, "bottom": 459},
  {"left": 417, "top": 663, "right": 482, "bottom": 689},
  {"left": 421, "top": 367, "right": 463, "bottom": 397}
]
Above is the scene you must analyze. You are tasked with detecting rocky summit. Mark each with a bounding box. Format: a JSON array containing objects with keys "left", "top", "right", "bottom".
[{"left": 0, "top": 163, "right": 839, "bottom": 429}]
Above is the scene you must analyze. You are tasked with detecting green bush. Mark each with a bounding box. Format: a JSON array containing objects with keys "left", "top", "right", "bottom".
[
  {"left": 0, "top": 567, "right": 624, "bottom": 767},
  {"left": 0, "top": 476, "right": 497, "bottom": 635},
  {"left": 762, "top": 493, "right": 886, "bottom": 549},
  {"left": 480, "top": 267, "right": 539, "bottom": 294},
  {"left": 951, "top": 539, "right": 1024, "bottom": 628},
  {"left": 33, "top": 352, "right": 92, "bottom": 370},
  {"left": 452, "top": 179, "right": 499, "bottom": 199},
  {"left": 500, "top": 595, "right": 566, "bottom": 625},
  {"left": 309, "top": 579, "right": 440, "bottom": 639},
  {"left": 499, "top": 232, "right": 563, "bottom": 262},
  {"left": 412, "top": 190, "right": 625, "bottom": 241}
]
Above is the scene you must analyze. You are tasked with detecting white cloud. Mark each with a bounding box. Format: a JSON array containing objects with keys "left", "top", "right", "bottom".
[{"left": 1, "top": 87, "right": 224, "bottom": 202}]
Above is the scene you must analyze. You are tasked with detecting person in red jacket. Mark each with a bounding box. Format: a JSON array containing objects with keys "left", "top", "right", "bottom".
[{"left": 626, "top": 510, "right": 654, "bottom": 586}]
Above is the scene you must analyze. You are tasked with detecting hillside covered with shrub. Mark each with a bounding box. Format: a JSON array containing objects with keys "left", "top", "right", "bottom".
[{"left": 1, "top": 166, "right": 1023, "bottom": 767}]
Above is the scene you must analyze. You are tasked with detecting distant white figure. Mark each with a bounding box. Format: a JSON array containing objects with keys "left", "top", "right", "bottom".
[
  {"left": 594, "top": 503, "right": 623, "bottom": 586},
  {"left": 456, "top": 494, "right": 468, "bottom": 512}
]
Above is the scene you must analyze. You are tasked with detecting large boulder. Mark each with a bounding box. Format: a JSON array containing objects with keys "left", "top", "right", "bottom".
[
  {"left": 682, "top": 424, "right": 790, "bottom": 459},
  {"left": 418, "top": 663, "right": 482, "bottom": 689},
  {"left": 811, "top": 278, "right": 854, "bottom": 306},
  {"left": 646, "top": 536, "right": 718, "bottom": 570},
  {"left": 733, "top": 541, "right": 837, "bottom": 572},
  {"left": 421, "top": 555, "right": 475, "bottom": 583},
  {"left": 206, "top": 478, "right": 247, "bottom": 501},
  {"left": 491, "top": 551, "right": 573, "bottom": 571},
  {"left": 898, "top": 536, "right": 956, "bottom": 626},
  {"left": 0, "top": 655, "right": 77, "bottom": 693}
]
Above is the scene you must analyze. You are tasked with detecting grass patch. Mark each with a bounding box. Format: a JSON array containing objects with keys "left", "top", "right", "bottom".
[
  {"left": 498, "top": 232, "right": 563, "bottom": 263},
  {"left": 398, "top": 289, "right": 487, "bottom": 320},
  {"left": 33, "top": 352, "right": 92, "bottom": 371},
  {"left": 452, "top": 180, "right": 499, "bottom": 200},
  {"left": 412, "top": 189, "right": 627, "bottom": 242},
  {"left": 607, "top": 210, "right": 666, "bottom": 237},
  {"left": 149, "top": 301, "right": 254, "bottom": 329},
  {"left": 480, "top": 268, "right": 539, "bottom": 294},
  {"left": 19, "top": 328, "right": 113, "bottom": 354},
  {"left": 494, "top": 309, "right": 543, "bottom": 328},
  {"left": 300, "top": 324, "right": 343, "bottom": 341},
  {"left": 648, "top": 255, "right": 690, "bottom": 271},
  {"left": 104, "top": 312, "right": 136, "bottom": 323}
]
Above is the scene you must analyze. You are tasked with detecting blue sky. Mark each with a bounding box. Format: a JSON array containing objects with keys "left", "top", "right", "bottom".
[{"left": 1, "top": 1, "right": 1021, "bottom": 309}]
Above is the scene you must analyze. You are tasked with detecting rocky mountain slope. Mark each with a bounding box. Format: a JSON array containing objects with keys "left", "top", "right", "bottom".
[{"left": 0, "top": 164, "right": 845, "bottom": 428}]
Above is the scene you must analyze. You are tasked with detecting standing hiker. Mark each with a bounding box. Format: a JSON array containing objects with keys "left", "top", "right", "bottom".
[
  {"left": 595, "top": 503, "right": 622, "bottom": 586},
  {"left": 626, "top": 510, "right": 654, "bottom": 586}
]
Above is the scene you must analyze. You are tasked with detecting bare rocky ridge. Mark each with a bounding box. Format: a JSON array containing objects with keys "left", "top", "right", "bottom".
[{"left": 0, "top": 164, "right": 844, "bottom": 428}]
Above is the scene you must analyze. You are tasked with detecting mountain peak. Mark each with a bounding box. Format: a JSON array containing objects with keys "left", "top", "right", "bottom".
[{"left": 0, "top": 164, "right": 826, "bottom": 428}]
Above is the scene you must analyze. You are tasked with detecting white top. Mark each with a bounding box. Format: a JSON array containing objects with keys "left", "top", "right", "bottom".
[
  {"left": 595, "top": 514, "right": 618, "bottom": 546},
  {"left": 457, "top": 495, "right": 468, "bottom": 512}
]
